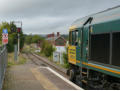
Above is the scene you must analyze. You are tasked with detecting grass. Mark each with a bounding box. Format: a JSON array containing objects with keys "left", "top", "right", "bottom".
[
  {"left": 7, "top": 53, "right": 15, "bottom": 67},
  {"left": 62, "top": 63, "right": 70, "bottom": 69},
  {"left": 21, "top": 44, "right": 32, "bottom": 53},
  {"left": 7, "top": 53, "right": 27, "bottom": 68},
  {"left": 37, "top": 52, "right": 53, "bottom": 62},
  {"left": 36, "top": 52, "right": 69, "bottom": 69},
  {"left": 3, "top": 52, "right": 27, "bottom": 90},
  {"left": 23, "top": 44, "right": 69, "bottom": 69},
  {"left": 18, "top": 54, "right": 27, "bottom": 64}
]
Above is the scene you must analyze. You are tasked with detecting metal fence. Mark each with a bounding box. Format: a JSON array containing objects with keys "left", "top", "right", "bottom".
[{"left": 0, "top": 46, "right": 8, "bottom": 89}]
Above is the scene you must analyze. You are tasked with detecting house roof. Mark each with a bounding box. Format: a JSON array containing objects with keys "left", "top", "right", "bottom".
[{"left": 55, "top": 36, "right": 66, "bottom": 42}]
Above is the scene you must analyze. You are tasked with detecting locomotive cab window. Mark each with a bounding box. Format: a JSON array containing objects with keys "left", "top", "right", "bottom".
[
  {"left": 75, "top": 30, "right": 79, "bottom": 46},
  {"left": 71, "top": 30, "right": 79, "bottom": 46},
  {"left": 72, "top": 31, "right": 75, "bottom": 45},
  {"left": 69, "top": 31, "right": 72, "bottom": 45}
]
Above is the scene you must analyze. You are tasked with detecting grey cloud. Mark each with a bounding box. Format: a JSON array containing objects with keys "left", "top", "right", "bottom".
[{"left": 0, "top": 0, "right": 120, "bottom": 34}]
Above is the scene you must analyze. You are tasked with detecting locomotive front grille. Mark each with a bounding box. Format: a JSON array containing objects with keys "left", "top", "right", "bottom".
[
  {"left": 89, "top": 32, "right": 120, "bottom": 67},
  {"left": 90, "top": 33, "right": 110, "bottom": 64},
  {"left": 112, "top": 32, "right": 120, "bottom": 67}
]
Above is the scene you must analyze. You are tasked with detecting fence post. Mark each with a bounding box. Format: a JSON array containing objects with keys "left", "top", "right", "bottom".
[{"left": 14, "top": 45, "right": 18, "bottom": 61}]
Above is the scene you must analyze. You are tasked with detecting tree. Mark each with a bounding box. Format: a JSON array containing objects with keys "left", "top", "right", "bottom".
[
  {"left": 25, "top": 35, "right": 32, "bottom": 44},
  {"left": 0, "top": 22, "right": 25, "bottom": 52},
  {"left": 0, "top": 22, "right": 10, "bottom": 44},
  {"left": 41, "top": 40, "right": 55, "bottom": 57},
  {"left": 25, "top": 34, "right": 44, "bottom": 44}
]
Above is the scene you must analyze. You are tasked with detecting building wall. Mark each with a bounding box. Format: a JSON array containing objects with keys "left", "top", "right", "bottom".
[{"left": 55, "top": 46, "right": 66, "bottom": 53}]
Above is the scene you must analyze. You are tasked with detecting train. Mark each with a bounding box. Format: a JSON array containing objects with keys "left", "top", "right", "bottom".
[{"left": 68, "top": 6, "right": 120, "bottom": 90}]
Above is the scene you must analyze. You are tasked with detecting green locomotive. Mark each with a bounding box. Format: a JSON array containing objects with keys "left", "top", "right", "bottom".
[{"left": 68, "top": 6, "right": 120, "bottom": 89}]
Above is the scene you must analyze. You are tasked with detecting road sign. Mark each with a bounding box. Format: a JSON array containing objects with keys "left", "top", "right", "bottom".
[
  {"left": 3, "top": 29, "right": 8, "bottom": 34},
  {"left": 2, "top": 29, "right": 8, "bottom": 45}
]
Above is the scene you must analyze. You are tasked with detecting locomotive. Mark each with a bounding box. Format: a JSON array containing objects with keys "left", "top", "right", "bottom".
[{"left": 68, "top": 6, "right": 120, "bottom": 89}]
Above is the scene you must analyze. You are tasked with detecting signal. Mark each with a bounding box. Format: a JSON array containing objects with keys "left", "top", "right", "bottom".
[{"left": 17, "top": 27, "right": 21, "bottom": 33}]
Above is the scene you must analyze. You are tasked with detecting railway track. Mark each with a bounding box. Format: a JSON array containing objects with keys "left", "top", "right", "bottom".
[
  {"left": 26, "top": 53, "right": 84, "bottom": 90},
  {"left": 26, "top": 53, "right": 69, "bottom": 79}
]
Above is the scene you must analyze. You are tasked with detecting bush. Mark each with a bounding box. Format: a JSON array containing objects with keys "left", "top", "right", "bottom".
[
  {"left": 63, "top": 47, "right": 69, "bottom": 68},
  {"left": 0, "top": 22, "right": 25, "bottom": 53},
  {"left": 41, "top": 41, "right": 55, "bottom": 57},
  {"left": 63, "top": 52, "right": 68, "bottom": 64}
]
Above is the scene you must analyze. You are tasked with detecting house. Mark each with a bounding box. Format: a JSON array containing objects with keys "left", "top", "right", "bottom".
[
  {"left": 46, "top": 33, "right": 55, "bottom": 45},
  {"left": 46, "top": 32, "right": 67, "bottom": 64},
  {"left": 46, "top": 32, "right": 66, "bottom": 52}
]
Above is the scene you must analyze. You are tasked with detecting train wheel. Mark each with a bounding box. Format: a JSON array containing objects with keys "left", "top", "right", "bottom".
[{"left": 109, "top": 83, "right": 120, "bottom": 90}]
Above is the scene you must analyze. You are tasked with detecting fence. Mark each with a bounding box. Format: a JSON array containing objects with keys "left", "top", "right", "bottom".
[
  {"left": 0, "top": 46, "right": 8, "bottom": 89},
  {"left": 53, "top": 52, "right": 64, "bottom": 64}
]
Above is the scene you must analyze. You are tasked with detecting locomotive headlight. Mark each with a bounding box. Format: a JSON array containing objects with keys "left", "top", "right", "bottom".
[
  {"left": 86, "top": 46, "right": 88, "bottom": 59},
  {"left": 86, "top": 46, "right": 88, "bottom": 51}
]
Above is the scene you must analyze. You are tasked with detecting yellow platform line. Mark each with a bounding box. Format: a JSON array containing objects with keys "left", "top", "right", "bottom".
[{"left": 30, "top": 68, "right": 59, "bottom": 90}]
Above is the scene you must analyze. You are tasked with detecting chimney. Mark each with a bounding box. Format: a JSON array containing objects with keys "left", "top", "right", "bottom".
[
  {"left": 57, "top": 32, "right": 60, "bottom": 37},
  {"left": 52, "top": 32, "right": 55, "bottom": 37}
]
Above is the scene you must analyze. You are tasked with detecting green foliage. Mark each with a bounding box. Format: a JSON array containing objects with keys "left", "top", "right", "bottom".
[
  {"left": 63, "top": 47, "right": 69, "bottom": 68},
  {"left": 20, "top": 31, "right": 25, "bottom": 50},
  {"left": 0, "top": 22, "right": 11, "bottom": 44},
  {"left": 7, "top": 61, "right": 15, "bottom": 68},
  {"left": 41, "top": 41, "right": 55, "bottom": 57},
  {"left": 0, "top": 22, "right": 25, "bottom": 53},
  {"left": 25, "top": 34, "right": 44, "bottom": 44},
  {"left": 32, "top": 35, "right": 42, "bottom": 43},
  {"left": 18, "top": 54, "right": 27, "bottom": 64},
  {"left": 25, "top": 35, "right": 32, "bottom": 44},
  {"left": 7, "top": 53, "right": 27, "bottom": 68}
]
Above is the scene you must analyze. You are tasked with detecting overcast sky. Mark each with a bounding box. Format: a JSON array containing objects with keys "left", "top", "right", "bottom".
[{"left": 0, "top": 0, "right": 120, "bottom": 34}]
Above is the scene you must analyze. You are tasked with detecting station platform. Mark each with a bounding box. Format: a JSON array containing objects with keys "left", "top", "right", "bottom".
[{"left": 3, "top": 58, "right": 83, "bottom": 90}]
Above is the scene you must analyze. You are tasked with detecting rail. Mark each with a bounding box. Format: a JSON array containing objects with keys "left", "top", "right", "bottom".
[{"left": 0, "top": 46, "right": 8, "bottom": 89}]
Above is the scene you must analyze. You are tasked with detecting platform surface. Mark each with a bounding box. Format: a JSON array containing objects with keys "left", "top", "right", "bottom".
[{"left": 3, "top": 59, "right": 82, "bottom": 90}]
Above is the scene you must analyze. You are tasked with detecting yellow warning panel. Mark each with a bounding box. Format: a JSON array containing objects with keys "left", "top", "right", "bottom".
[{"left": 68, "top": 45, "right": 76, "bottom": 64}]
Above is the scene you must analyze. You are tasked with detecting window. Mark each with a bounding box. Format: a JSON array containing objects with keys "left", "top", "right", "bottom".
[
  {"left": 69, "top": 31, "right": 72, "bottom": 45},
  {"left": 75, "top": 30, "right": 79, "bottom": 46},
  {"left": 72, "top": 31, "right": 75, "bottom": 45},
  {"left": 71, "top": 30, "right": 79, "bottom": 46}
]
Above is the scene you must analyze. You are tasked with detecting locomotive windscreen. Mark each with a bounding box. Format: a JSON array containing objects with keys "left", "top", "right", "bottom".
[{"left": 90, "top": 33, "right": 110, "bottom": 64}]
